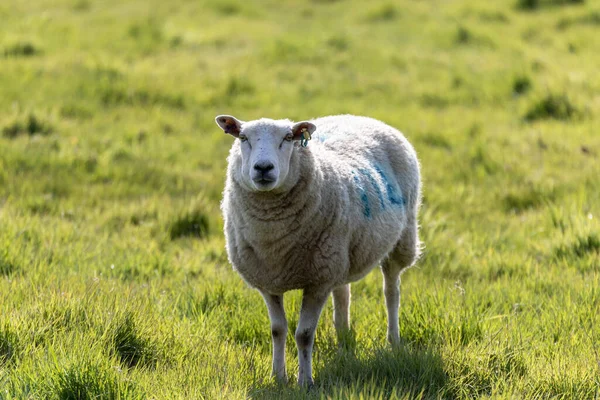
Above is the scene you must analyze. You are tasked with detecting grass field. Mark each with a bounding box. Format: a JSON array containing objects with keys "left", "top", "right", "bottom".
[{"left": 1, "top": 0, "right": 599, "bottom": 398}]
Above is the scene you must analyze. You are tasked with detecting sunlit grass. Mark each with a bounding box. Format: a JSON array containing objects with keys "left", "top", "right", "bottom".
[{"left": 1, "top": 0, "right": 599, "bottom": 398}]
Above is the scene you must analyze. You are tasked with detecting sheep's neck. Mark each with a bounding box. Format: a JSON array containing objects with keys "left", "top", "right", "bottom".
[{"left": 236, "top": 150, "right": 323, "bottom": 245}]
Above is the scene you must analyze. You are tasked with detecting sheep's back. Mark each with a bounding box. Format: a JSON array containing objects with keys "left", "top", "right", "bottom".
[
  {"left": 310, "top": 115, "right": 420, "bottom": 282},
  {"left": 311, "top": 115, "right": 420, "bottom": 211}
]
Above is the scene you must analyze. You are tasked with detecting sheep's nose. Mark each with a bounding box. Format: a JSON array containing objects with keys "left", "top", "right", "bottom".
[{"left": 254, "top": 162, "right": 274, "bottom": 174}]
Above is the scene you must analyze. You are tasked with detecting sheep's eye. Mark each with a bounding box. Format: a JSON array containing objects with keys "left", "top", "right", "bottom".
[
  {"left": 284, "top": 134, "right": 293, "bottom": 142},
  {"left": 239, "top": 135, "right": 248, "bottom": 142}
]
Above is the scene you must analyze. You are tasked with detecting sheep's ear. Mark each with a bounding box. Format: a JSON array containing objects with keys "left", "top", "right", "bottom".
[
  {"left": 215, "top": 115, "right": 244, "bottom": 138},
  {"left": 291, "top": 121, "right": 317, "bottom": 141}
]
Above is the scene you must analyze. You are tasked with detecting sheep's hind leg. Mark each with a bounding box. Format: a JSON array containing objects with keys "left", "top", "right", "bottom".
[
  {"left": 381, "top": 264, "right": 402, "bottom": 346},
  {"left": 332, "top": 284, "right": 351, "bottom": 343},
  {"left": 260, "top": 292, "right": 288, "bottom": 382},
  {"left": 381, "top": 222, "right": 419, "bottom": 346},
  {"left": 295, "top": 289, "right": 330, "bottom": 387}
]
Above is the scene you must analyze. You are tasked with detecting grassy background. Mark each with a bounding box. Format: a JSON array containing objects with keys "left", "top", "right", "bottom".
[{"left": 1, "top": 0, "right": 599, "bottom": 398}]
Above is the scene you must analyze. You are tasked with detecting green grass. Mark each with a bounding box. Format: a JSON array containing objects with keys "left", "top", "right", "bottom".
[{"left": 1, "top": 0, "right": 599, "bottom": 398}]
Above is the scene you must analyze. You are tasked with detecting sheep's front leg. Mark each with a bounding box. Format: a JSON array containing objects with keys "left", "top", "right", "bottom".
[
  {"left": 260, "top": 292, "right": 288, "bottom": 382},
  {"left": 295, "top": 289, "right": 329, "bottom": 387}
]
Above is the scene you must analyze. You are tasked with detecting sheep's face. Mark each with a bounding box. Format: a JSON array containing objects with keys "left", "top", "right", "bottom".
[{"left": 216, "top": 115, "right": 316, "bottom": 192}]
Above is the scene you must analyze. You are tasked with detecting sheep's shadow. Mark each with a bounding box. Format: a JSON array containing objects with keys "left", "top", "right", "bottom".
[
  {"left": 248, "top": 338, "right": 449, "bottom": 399},
  {"left": 317, "top": 340, "right": 448, "bottom": 398}
]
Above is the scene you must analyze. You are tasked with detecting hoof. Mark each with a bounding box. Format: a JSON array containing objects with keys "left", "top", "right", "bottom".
[
  {"left": 387, "top": 333, "right": 402, "bottom": 347},
  {"left": 298, "top": 378, "right": 314, "bottom": 389},
  {"left": 272, "top": 372, "right": 288, "bottom": 385}
]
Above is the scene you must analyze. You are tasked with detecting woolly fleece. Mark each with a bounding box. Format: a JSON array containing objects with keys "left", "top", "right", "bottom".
[{"left": 221, "top": 114, "right": 421, "bottom": 294}]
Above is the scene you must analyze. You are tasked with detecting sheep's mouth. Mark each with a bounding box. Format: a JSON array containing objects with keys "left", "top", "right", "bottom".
[
  {"left": 254, "top": 177, "right": 275, "bottom": 185},
  {"left": 252, "top": 176, "right": 277, "bottom": 191},
  {"left": 252, "top": 174, "right": 276, "bottom": 184}
]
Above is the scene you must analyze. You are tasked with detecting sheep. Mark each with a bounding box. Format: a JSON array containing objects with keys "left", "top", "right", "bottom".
[{"left": 215, "top": 114, "right": 422, "bottom": 387}]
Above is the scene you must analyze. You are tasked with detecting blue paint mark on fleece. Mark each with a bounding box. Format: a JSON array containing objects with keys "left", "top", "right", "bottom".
[
  {"left": 315, "top": 130, "right": 346, "bottom": 143},
  {"left": 316, "top": 132, "right": 328, "bottom": 143},
  {"left": 352, "top": 172, "right": 371, "bottom": 218},
  {"left": 374, "top": 165, "right": 406, "bottom": 206},
  {"left": 358, "top": 167, "right": 385, "bottom": 209}
]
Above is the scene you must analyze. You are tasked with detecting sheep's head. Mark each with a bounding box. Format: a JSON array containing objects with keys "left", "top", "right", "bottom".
[{"left": 215, "top": 115, "right": 316, "bottom": 192}]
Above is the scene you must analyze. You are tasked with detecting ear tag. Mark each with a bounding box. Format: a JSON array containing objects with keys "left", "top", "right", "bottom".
[{"left": 300, "top": 128, "right": 311, "bottom": 147}]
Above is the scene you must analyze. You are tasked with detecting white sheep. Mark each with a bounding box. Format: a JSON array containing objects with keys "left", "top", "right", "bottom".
[{"left": 216, "top": 114, "right": 421, "bottom": 387}]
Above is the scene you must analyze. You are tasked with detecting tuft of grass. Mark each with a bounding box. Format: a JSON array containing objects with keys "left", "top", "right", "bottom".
[
  {"left": 178, "top": 285, "right": 233, "bottom": 318},
  {"left": 128, "top": 18, "right": 163, "bottom": 42},
  {"left": 27, "top": 300, "right": 94, "bottom": 346},
  {"left": 556, "top": 233, "right": 600, "bottom": 259},
  {"left": 72, "top": 0, "right": 91, "bottom": 11},
  {"left": 503, "top": 186, "right": 556, "bottom": 213},
  {"left": 418, "top": 133, "right": 453, "bottom": 150},
  {"left": 263, "top": 39, "right": 322, "bottom": 64},
  {"left": 486, "top": 262, "right": 523, "bottom": 282},
  {"left": 469, "top": 145, "right": 500, "bottom": 176},
  {"left": 224, "top": 76, "right": 256, "bottom": 98},
  {"left": 456, "top": 26, "right": 472, "bottom": 44},
  {"left": 454, "top": 26, "right": 494, "bottom": 48},
  {"left": 26, "top": 196, "right": 56, "bottom": 215},
  {"left": 524, "top": 93, "right": 579, "bottom": 121},
  {"left": 168, "top": 208, "right": 210, "bottom": 240},
  {"left": 45, "top": 361, "right": 141, "bottom": 399},
  {"left": 487, "top": 347, "right": 528, "bottom": 379},
  {"left": 420, "top": 93, "right": 449, "bottom": 108},
  {"left": 2, "top": 113, "right": 54, "bottom": 138},
  {"left": 169, "top": 35, "right": 183, "bottom": 48},
  {"left": 557, "top": 11, "right": 600, "bottom": 29},
  {"left": 0, "top": 324, "right": 19, "bottom": 365},
  {"left": 60, "top": 104, "right": 94, "bottom": 119},
  {"left": 0, "top": 249, "right": 18, "bottom": 276},
  {"left": 530, "top": 374, "right": 599, "bottom": 398},
  {"left": 517, "top": 0, "right": 540, "bottom": 9},
  {"left": 210, "top": 1, "right": 241, "bottom": 16},
  {"left": 513, "top": 75, "right": 532, "bottom": 95},
  {"left": 99, "top": 85, "right": 185, "bottom": 109},
  {"left": 326, "top": 34, "right": 350, "bottom": 51},
  {"left": 111, "top": 313, "right": 158, "bottom": 369},
  {"left": 365, "top": 3, "right": 398, "bottom": 22},
  {"left": 517, "top": 0, "right": 585, "bottom": 11},
  {"left": 478, "top": 11, "right": 509, "bottom": 23},
  {"left": 4, "top": 41, "right": 41, "bottom": 57}
]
